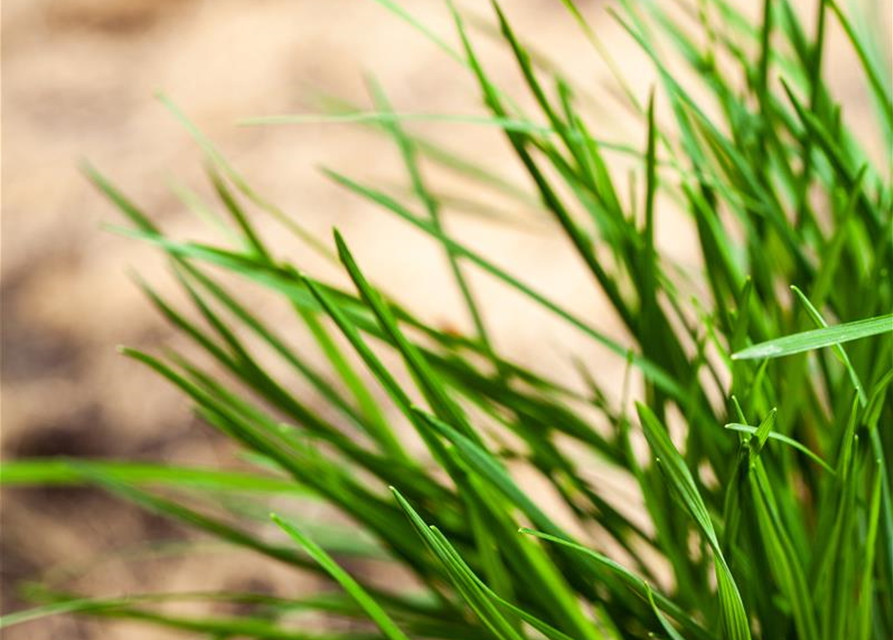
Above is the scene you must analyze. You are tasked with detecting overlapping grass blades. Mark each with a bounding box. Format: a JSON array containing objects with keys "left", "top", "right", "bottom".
[{"left": 2, "top": 0, "right": 891, "bottom": 639}]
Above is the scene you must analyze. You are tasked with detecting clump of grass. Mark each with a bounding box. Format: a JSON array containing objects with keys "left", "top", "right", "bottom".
[{"left": 3, "top": 1, "right": 892, "bottom": 639}]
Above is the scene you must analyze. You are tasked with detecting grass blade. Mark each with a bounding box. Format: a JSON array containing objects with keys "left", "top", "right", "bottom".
[{"left": 732, "top": 314, "right": 893, "bottom": 360}]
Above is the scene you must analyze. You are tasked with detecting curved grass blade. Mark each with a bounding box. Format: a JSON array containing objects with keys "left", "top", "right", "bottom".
[{"left": 646, "top": 583, "right": 688, "bottom": 640}]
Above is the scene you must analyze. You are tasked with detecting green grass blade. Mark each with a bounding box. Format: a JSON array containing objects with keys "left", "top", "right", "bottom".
[
  {"left": 0, "top": 597, "right": 130, "bottom": 631},
  {"left": 732, "top": 314, "right": 893, "bottom": 360},
  {"left": 636, "top": 403, "right": 751, "bottom": 640},
  {"left": 722, "top": 425, "right": 834, "bottom": 474},
  {"left": 791, "top": 285, "right": 868, "bottom": 406},
  {"left": 0, "top": 459, "right": 305, "bottom": 493},
  {"left": 646, "top": 583, "right": 688, "bottom": 640},
  {"left": 827, "top": 1, "right": 893, "bottom": 126},
  {"left": 390, "top": 488, "right": 529, "bottom": 640},
  {"left": 271, "top": 514, "right": 412, "bottom": 640},
  {"left": 520, "top": 529, "right": 713, "bottom": 640},
  {"left": 749, "top": 463, "right": 820, "bottom": 640}
]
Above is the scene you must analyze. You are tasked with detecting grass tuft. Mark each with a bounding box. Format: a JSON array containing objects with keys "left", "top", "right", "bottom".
[{"left": 2, "top": 1, "right": 891, "bottom": 639}]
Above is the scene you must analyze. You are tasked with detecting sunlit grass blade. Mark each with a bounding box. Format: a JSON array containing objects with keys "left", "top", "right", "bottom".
[{"left": 731, "top": 313, "right": 893, "bottom": 360}]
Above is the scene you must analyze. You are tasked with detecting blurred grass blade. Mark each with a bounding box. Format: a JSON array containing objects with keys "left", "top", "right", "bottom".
[{"left": 0, "top": 459, "right": 306, "bottom": 493}]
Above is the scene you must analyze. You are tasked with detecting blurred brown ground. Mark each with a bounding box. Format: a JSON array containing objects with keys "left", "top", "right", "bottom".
[{"left": 1, "top": 0, "right": 888, "bottom": 638}]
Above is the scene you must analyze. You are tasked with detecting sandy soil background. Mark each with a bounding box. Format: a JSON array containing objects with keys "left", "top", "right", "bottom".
[{"left": 1, "top": 0, "right": 889, "bottom": 638}]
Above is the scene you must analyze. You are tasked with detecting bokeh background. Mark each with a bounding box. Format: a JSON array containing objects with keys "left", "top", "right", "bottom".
[{"left": 2, "top": 0, "right": 889, "bottom": 638}]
